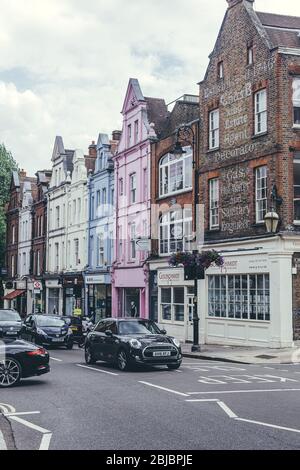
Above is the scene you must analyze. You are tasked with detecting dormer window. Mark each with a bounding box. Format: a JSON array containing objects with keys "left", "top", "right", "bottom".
[{"left": 217, "top": 61, "right": 224, "bottom": 79}]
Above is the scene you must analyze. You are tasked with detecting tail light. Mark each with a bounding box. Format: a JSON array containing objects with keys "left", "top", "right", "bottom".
[{"left": 27, "top": 348, "right": 47, "bottom": 356}]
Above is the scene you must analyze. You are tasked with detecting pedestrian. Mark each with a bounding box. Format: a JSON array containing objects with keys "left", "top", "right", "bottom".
[{"left": 130, "top": 301, "right": 138, "bottom": 318}]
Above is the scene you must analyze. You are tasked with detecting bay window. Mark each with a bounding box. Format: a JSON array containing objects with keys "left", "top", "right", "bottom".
[
  {"left": 254, "top": 89, "right": 267, "bottom": 135},
  {"left": 159, "top": 208, "right": 193, "bottom": 255},
  {"left": 159, "top": 146, "right": 192, "bottom": 197}
]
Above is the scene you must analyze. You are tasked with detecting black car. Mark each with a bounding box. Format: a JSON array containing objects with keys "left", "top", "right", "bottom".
[
  {"left": 84, "top": 318, "right": 182, "bottom": 371},
  {"left": 20, "top": 314, "right": 74, "bottom": 349},
  {"left": 0, "top": 309, "right": 23, "bottom": 338},
  {"left": 63, "top": 316, "right": 83, "bottom": 343},
  {"left": 0, "top": 338, "right": 50, "bottom": 387}
]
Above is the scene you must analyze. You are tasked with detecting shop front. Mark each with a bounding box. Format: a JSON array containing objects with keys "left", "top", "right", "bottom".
[
  {"left": 199, "top": 236, "right": 295, "bottom": 349},
  {"left": 63, "top": 275, "right": 85, "bottom": 317},
  {"left": 3, "top": 280, "right": 27, "bottom": 317},
  {"left": 45, "top": 279, "right": 63, "bottom": 315},
  {"left": 112, "top": 268, "right": 149, "bottom": 319},
  {"left": 150, "top": 262, "right": 194, "bottom": 342},
  {"left": 85, "top": 274, "right": 112, "bottom": 323}
]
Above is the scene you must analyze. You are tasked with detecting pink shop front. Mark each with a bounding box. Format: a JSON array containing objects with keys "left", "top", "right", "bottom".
[{"left": 112, "top": 267, "right": 149, "bottom": 319}]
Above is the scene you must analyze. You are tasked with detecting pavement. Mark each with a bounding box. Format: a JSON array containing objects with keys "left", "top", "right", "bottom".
[
  {"left": 181, "top": 341, "right": 300, "bottom": 364},
  {"left": 1, "top": 347, "right": 300, "bottom": 450}
]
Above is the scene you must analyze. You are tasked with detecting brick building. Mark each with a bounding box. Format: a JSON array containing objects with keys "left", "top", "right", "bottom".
[
  {"left": 197, "top": 0, "right": 300, "bottom": 347},
  {"left": 31, "top": 170, "right": 52, "bottom": 313},
  {"left": 4, "top": 170, "right": 36, "bottom": 315},
  {"left": 148, "top": 95, "right": 199, "bottom": 341}
]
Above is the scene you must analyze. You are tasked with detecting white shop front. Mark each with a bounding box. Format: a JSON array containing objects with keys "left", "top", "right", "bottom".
[
  {"left": 199, "top": 236, "right": 294, "bottom": 348},
  {"left": 155, "top": 265, "right": 195, "bottom": 342}
]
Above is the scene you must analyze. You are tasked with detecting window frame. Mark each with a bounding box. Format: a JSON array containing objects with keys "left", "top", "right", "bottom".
[
  {"left": 209, "top": 178, "right": 219, "bottom": 229},
  {"left": 159, "top": 208, "right": 193, "bottom": 256},
  {"left": 254, "top": 89, "right": 267, "bottom": 135},
  {"left": 159, "top": 146, "right": 193, "bottom": 197},
  {"left": 130, "top": 173, "right": 137, "bottom": 203},
  {"left": 293, "top": 77, "right": 300, "bottom": 128},
  {"left": 209, "top": 109, "right": 220, "bottom": 150},
  {"left": 160, "top": 286, "right": 185, "bottom": 323},
  {"left": 255, "top": 166, "right": 268, "bottom": 224}
]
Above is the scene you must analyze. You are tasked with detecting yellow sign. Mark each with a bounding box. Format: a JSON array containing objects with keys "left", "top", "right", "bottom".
[{"left": 73, "top": 308, "right": 82, "bottom": 317}]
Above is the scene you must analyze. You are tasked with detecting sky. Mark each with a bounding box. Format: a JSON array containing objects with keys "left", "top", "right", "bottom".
[{"left": 0, "top": 0, "right": 300, "bottom": 175}]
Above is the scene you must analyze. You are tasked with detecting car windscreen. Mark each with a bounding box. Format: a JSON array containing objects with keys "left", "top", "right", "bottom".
[
  {"left": 0, "top": 310, "right": 21, "bottom": 322},
  {"left": 36, "top": 317, "right": 65, "bottom": 328},
  {"left": 118, "top": 321, "right": 161, "bottom": 335}
]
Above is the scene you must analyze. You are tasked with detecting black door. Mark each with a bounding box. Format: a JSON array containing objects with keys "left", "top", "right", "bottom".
[
  {"left": 89, "top": 320, "right": 108, "bottom": 360},
  {"left": 103, "top": 320, "right": 118, "bottom": 362},
  {"left": 21, "top": 315, "right": 34, "bottom": 342}
]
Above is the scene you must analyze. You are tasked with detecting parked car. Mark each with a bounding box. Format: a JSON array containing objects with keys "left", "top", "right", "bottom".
[
  {"left": 0, "top": 338, "right": 50, "bottom": 387},
  {"left": 63, "top": 316, "right": 83, "bottom": 343},
  {"left": 84, "top": 318, "right": 182, "bottom": 371},
  {"left": 0, "top": 309, "right": 23, "bottom": 338},
  {"left": 20, "top": 314, "right": 74, "bottom": 349}
]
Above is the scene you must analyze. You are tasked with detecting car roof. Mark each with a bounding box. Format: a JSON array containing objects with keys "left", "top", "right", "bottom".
[{"left": 100, "top": 318, "right": 152, "bottom": 322}]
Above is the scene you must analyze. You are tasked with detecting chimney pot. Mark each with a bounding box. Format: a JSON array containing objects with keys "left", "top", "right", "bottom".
[{"left": 112, "top": 130, "right": 122, "bottom": 141}]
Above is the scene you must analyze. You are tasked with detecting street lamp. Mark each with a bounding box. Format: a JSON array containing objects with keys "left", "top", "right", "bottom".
[
  {"left": 171, "top": 125, "right": 201, "bottom": 352},
  {"left": 264, "top": 184, "right": 282, "bottom": 234}
]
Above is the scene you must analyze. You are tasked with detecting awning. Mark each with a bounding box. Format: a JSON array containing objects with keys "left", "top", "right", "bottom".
[{"left": 3, "top": 290, "right": 26, "bottom": 300}]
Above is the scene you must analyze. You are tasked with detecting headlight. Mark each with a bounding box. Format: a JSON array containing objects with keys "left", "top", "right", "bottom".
[
  {"left": 129, "top": 338, "right": 142, "bottom": 349},
  {"left": 68, "top": 328, "right": 73, "bottom": 335},
  {"left": 37, "top": 328, "right": 47, "bottom": 336},
  {"left": 172, "top": 338, "right": 181, "bottom": 348}
]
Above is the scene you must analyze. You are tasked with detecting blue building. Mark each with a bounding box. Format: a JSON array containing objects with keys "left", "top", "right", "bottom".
[{"left": 84, "top": 133, "right": 117, "bottom": 322}]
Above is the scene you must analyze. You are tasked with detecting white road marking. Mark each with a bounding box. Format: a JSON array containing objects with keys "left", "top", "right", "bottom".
[
  {"left": 187, "top": 388, "right": 300, "bottom": 395},
  {"left": 39, "top": 433, "right": 52, "bottom": 451},
  {"left": 4, "top": 411, "right": 40, "bottom": 417},
  {"left": 76, "top": 364, "right": 119, "bottom": 376},
  {"left": 0, "top": 403, "right": 16, "bottom": 414},
  {"left": 50, "top": 357, "right": 63, "bottom": 362},
  {"left": 235, "top": 417, "right": 300, "bottom": 434},
  {"left": 9, "top": 416, "right": 51, "bottom": 434},
  {"left": 217, "top": 401, "right": 238, "bottom": 419},
  {"left": 139, "top": 381, "right": 189, "bottom": 397},
  {"left": 0, "top": 430, "right": 7, "bottom": 451}
]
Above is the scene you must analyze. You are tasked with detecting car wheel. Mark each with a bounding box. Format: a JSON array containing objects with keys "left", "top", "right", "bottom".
[
  {"left": 167, "top": 363, "right": 181, "bottom": 370},
  {"left": 117, "top": 349, "right": 129, "bottom": 371},
  {"left": 66, "top": 342, "right": 73, "bottom": 350},
  {"left": 85, "top": 346, "right": 96, "bottom": 364},
  {"left": 0, "top": 357, "right": 22, "bottom": 388}
]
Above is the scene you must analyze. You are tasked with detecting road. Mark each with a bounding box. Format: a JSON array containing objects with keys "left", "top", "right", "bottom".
[{"left": 1, "top": 347, "right": 300, "bottom": 450}]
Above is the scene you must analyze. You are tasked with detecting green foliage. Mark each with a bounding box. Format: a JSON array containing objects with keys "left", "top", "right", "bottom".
[{"left": 0, "top": 144, "right": 18, "bottom": 268}]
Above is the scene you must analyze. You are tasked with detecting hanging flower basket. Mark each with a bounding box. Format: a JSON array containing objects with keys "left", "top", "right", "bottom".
[{"left": 168, "top": 250, "right": 224, "bottom": 271}]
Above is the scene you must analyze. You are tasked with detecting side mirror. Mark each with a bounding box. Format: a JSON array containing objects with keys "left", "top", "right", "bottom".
[
  {"left": 161, "top": 329, "right": 167, "bottom": 335},
  {"left": 105, "top": 330, "right": 113, "bottom": 337}
]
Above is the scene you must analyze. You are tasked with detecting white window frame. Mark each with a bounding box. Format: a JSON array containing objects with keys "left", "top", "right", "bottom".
[
  {"left": 130, "top": 223, "right": 136, "bottom": 260},
  {"left": 159, "top": 208, "right": 193, "bottom": 256},
  {"left": 247, "top": 45, "right": 253, "bottom": 65},
  {"left": 97, "top": 234, "right": 104, "bottom": 266},
  {"left": 209, "top": 178, "right": 219, "bottom": 229},
  {"left": 160, "top": 286, "right": 185, "bottom": 323},
  {"left": 255, "top": 166, "right": 268, "bottom": 223},
  {"left": 293, "top": 155, "right": 300, "bottom": 223},
  {"left": 209, "top": 109, "right": 219, "bottom": 150},
  {"left": 254, "top": 89, "right": 267, "bottom": 135},
  {"left": 130, "top": 173, "right": 137, "bottom": 203},
  {"left": 159, "top": 146, "right": 192, "bottom": 197},
  {"left": 55, "top": 243, "right": 59, "bottom": 271},
  {"left": 217, "top": 61, "right": 224, "bottom": 79},
  {"left": 293, "top": 77, "right": 300, "bottom": 127}
]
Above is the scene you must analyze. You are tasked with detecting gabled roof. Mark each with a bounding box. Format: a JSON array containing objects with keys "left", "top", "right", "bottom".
[
  {"left": 144, "top": 97, "right": 169, "bottom": 138},
  {"left": 121, "top": 78, "right": 146, "bottom": 115},
  {"left": 51, "top": 136, "right": 65, "bottom": 162},
  {"left": 257, "top": 11, "right": 300, "bottom": 49}
]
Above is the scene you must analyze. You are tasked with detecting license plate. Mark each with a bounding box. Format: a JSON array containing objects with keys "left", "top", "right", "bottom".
[
  {"left": 6, "top": 331, "right": 17, "bottom": 335},
  {"left": 153, "top": 351, "right": 171, "bottom": 357},
  {"left": 52, "top": 338, "right": 64, "bottom": 343}
]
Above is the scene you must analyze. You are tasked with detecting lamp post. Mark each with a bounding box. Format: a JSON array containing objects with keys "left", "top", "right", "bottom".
[
  {"left": 170, "top": 125, "right": 201, "bottom": 352},
  {"left": 264, "top": 184, "right": 282, "bottom": 233}
]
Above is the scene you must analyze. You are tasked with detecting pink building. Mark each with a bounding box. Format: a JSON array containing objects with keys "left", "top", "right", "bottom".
[{"left": 112, "top": 78, "right": 168, "bottom": 318}]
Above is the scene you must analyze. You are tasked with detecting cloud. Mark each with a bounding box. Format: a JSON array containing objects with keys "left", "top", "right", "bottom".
[{"left": 0, "top": 0, "right": 299, "bottom": 174}]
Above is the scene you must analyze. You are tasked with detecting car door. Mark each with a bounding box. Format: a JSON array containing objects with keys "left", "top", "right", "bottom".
[
  {"left": 103, "top": 320, "right": 119, "bottom": 362},
  {"left": 88, "top": 320, "right": 108, "bottom": 360},
  {"left": 21, "top": 315, "right": 33, "bottom": 341}
]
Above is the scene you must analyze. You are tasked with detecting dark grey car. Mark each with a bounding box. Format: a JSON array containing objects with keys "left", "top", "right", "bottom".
[{"left": 0, "top": 309, "right": 23, "bottom": 338}]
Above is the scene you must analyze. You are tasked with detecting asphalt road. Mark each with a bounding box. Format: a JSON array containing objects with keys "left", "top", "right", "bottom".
[{"left": 1, "top": 347, "right": 300, "bottom": 450}]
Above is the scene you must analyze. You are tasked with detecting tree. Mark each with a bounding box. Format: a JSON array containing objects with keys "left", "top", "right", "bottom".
[{"left": 0, "top": 144, "right": 18, "bottom": 269}]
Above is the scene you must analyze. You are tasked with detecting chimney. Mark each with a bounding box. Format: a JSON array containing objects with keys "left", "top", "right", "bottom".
[
  {"left": 19, "top": 169, "right": 27, "bottom": 178},
  {"left": 112, "top": 130, "right": 122, "bottom": 142},
  {"left": 88, "top": 141, "right": 97, "bottom": 158},
  {"left": 227, "top": 0, "right": 254, "bottom": 8}
]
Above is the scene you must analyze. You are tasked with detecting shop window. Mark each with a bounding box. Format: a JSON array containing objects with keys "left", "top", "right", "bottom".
[
  {"left": 293, "top": 78, "right": 300, "bottom": 127},
  {"left": 208, "top": 274, "right": 270, "bottom": 321},
  {"left": 293, "top": 154, "right": 300, "bottom": 222},
  {"left": 159, "top": 147, "right": 192, "bottom": 197},
  {"left": 254, "top": 89, "right": 267, "bottom": 135},
  {"left": 160, "top": 287, "right": 185, "bottom": 323},
  {"left": 255, "top": 166, "right": 268, "bottom": 223},
  {"left": 209, "top": 178, "right": 219, "bottom": 229},
  {"left": 209, "top": 109, "right": 219, "bottom": 150}
]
